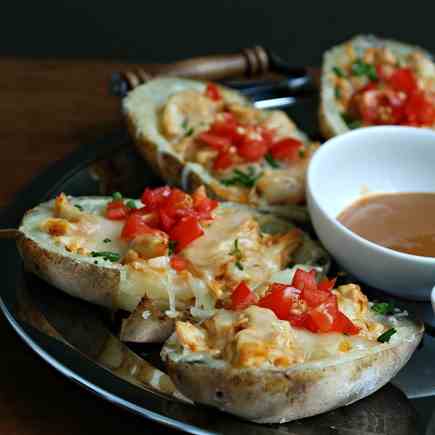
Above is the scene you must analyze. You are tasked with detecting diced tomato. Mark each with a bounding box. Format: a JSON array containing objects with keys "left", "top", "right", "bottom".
[
  {"left": 192, "top": 188, "right": 218, "bottom": 219},
  {"left": 269, "top": 138, "right": 303, "bottom": 161},
  {"left": 106, "top": 200, "right": 129, "bottom": 220},
  {"left": 306, "top": 295, "right": 338, "bottom": 333},
  {"left": 205, "top": 83, "right": 221, "bottom": 101},
  {"left": 405, "top": 91, "right": 435, "bottom": 126},
  {"left": 169, "top": 215, "right": 204, "bottom": 252},
  {"left": 198, "top": 132, "right": 232, "bottom": 150},
  {"left": 156, "top": 189, "right": 193, "bottom": 229},
  {"left": 237, "top": 137, "right": 268, "bottom": 162},
  {"left": 302, "top": 287, "right": 331, "bottom": 308},
  {"left": 317, "top": 277, "right": 336, "bottom": 292},
  {"left": 331, "top": 311, "right": 360, "bottom": 335},
  {"left": 287, "top": 312, "right": 310, "bottom": 329},
  {"left": 231, "top": 281, "right": 257, "bottom": 310},
  {"left": 258, "top": 126, "right": 275, "bottom": 147},
  {"left": 354, "top": 89, "right": 406, "bottom": 125},
  {"left": 121, "top": 212, "right": 156, "bottom": 240},
  {"left": 388, "top": 68, "right": 418, "bottom": 95},
  {"left": 292, "top": 269, "right": 317, "bottom": 292},
  {"left": 158, "top": 208, "right": 176, "bottom": 231},
  {"left": 257, "top": 283, "right": 299, "bottom": 320},
  {"left": 170, "top": 255, "right": 189, "bottom": 272},
  {"left": 210, "top": 112, "right": 240, "bottom": 141},
  {"left": 213, "top": 151, "right": 233, "bottom": 171},
  {"left": 141, "top": 186, "right": 171, "bottom": 211}
]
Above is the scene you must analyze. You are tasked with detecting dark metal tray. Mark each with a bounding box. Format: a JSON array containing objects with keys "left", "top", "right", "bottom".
[{"left": 1, "top": 99, "right": 435, "bottom": 434}]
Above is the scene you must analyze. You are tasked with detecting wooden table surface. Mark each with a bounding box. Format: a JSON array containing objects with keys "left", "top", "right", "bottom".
[{"left": 0, "top": 58, "right": 176, "bottom": 435}]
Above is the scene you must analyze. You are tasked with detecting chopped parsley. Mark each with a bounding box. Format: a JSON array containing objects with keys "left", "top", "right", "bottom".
[
  {"left": 125, "top": 199, "right": 137, "bottom": 209},
  {"left": 74, "top": 204, "right": 83, "bottom": 211},
  {"left": 372, "top": 302, "right": 395, "bottom": 315},
  {"left": 333, "top": 66, "right": 344, "bottom": 77},
  {"left": 168, "top": 240, "right": 177, "bottom": 256},
  {"left": 103, "top": 238, "right": 111, "bottom": 244},
  {"left": 91, "top": 251, "right": 120, "bottom": 262},
  {"left": 230, "top": 239, "right": 244, "bottom": 270},
  {"left": 265, "top": 153, "right": 280, "bottom": 168},
  {"left": 377, "top": 328, "right": 397, "bottom": 343},
  {"left": 351, "top": 59, "right": 378, "bottom": 81},
  {"left": 298, "top": 148, "right": 306, "bottom": 158},
  {"left": 341, "top": 113, "right": 362, "bottom": 130},
  {"left": 112, "top": 191, "right": 123, "bottom": 201},
  {"left": 182, "top": 119, "right": 194, "bottom": 136},
  {"left": 221, "top": 167, "right": 263, "bottom": 188},
  {"left": 334, "top": 86, "right": 341, "bottom": 99}
]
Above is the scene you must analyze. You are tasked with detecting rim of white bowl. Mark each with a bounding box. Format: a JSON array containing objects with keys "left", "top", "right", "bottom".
[{"left": 307, "top": 125, "right": 435, "bottom": 265}]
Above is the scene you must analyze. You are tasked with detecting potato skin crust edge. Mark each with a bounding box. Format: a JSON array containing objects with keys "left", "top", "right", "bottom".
[
  {"left": 17, "top": 234, "right": 120, "bottom": 309},
  {"left": 165, "top": 329, "right": 423, "bottom": 423}
]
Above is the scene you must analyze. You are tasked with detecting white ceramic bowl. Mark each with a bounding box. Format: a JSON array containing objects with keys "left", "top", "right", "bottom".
[{"left": 307, "top": 126, "right": 435, "bottom": 301}]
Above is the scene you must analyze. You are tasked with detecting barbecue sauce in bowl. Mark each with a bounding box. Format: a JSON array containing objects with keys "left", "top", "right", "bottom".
[{"left": 338, "top": 192, "right": 435, "bottom": 258}]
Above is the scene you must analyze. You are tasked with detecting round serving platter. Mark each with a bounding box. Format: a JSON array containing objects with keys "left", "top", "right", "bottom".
[{"left": 1, "top": 99, "right": 435, "bottom": 434}]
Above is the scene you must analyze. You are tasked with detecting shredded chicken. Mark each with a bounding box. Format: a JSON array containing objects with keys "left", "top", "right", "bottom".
[
  {"left": 162, "top": 90, "right": 217, "bottom": 139},
  {"left": 175, "top": 306, "right": 304, "bottom": 368}
]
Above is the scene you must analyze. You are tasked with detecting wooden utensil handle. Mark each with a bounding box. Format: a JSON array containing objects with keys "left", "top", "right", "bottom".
[
  {"left": 156, "top": 46, "right": 270, "bottom": 79},
  {"left": 115, "top": 46, "right": 270, "bottom": 93}
]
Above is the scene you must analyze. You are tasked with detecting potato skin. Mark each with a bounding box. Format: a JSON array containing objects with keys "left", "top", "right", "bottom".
[
  {"left": 164, "top": 326, "right": 423, "bottom": 423},
  {"left": 125, "top": 114, "right": 208, "bottom": 198},
  {"left": 319, "top": 34, "right": 434, "bottom": 139},
  {"left": 17, "top": 234, "right": 120, "bottom": 309}
]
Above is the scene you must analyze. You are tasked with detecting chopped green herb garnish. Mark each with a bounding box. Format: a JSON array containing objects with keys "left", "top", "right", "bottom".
[
  {"left": 74, "top": 204, "right": 83, "bottom": 211},
  {"left": 221, "top": 167, "right": 263, "bottom": 188},
  {"left": 103, "top": 238, "right": 111, "bottom": 244},
  {"left": 377, "top": 328, "right": 397, "bottom": 343},
  {"left": 265, "top": 153, "right": 280, "bottom": 168},
  {"left": 341, "top": 113, "right": 362, "bottom": 130},
  {"left": 112, "top": 192, "right": 123, "bottom": 201},
  {"left": 298, "top": 148, "right": 306, "bottom": 158},
  {"left": 372, "top": 302, "right": 395, "bottom": 315},
  {"left": 230, "top": 239, "right": 244, "bottom": 270},
  {"left": 168, "top": 240, "right": 177, "bottom": 256},
  {"left": 91, "top": 251, "right": 121, "bottom": 262},
  {"left": 334, "top": 87, "right": 341, "bottom": 99},
  {"left": 94, "top": 260, "right": 98, "bottom": 265},
  {"left": 230, "top": 239, "right": 242, "bottom": 257},
  {"left": 125, "top": 199, "right": 137, "bottom": 209},
  {"left": 182, "top": 118, "right": 189, "bottom": 130},
  {"left": 333, "top": 66, "right": 344, "bottom": 77},
  {"left": 351, "top": 59, "right": 377, "bottom": 81},
  {"left": 186, "top": 127, "right": 194, "bottom": 136}
]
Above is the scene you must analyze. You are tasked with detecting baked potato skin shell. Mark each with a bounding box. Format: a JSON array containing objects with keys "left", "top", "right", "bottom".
[
  {"left": 319, "top": 34, "right": 434, "bottom": 139},
  {"left": 17, "top": 234, "right": 120, "bottom": 309},
  {"left": 165, "top": 327, "right": 423, "bottom": 423},
  {"left": 125, "top": 114, "right": 207, "bottom": 197}
]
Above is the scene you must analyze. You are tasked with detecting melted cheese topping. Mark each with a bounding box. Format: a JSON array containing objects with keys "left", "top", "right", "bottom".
[
  {"left": 174, "top": 306, "right": 304, "bottom": 369},
  {"left": 39, "top": 194, "right": 127, "bottom": 256},
  {"left": 165, "top": 296, "right": 415, "bottom": 370},
  {"left": 30, "top": 194, "right": 301, "bottom": 315},
  {"left": 157, "top": 82, "right": 314, "bottom": 206}
]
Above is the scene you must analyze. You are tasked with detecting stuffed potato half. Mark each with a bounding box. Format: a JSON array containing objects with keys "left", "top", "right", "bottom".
[
  {"left": 123, "top": 77, "right": 318, "bottom": 222},
  {"left": 17, "top": 188, "right": 329, "bottom": 342},
  {"left": 162, "top": 280, "right": 423, "bottom": 423},
  {"left": 320, "top": 34, "right": 435, "bottom": 138}
]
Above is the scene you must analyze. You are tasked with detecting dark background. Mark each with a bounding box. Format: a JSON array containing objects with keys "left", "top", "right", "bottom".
[{"left": 1, "top": 1, "right": 433, "bottom": 65}]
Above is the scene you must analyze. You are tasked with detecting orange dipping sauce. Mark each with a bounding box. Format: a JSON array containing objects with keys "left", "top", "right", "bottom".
[{"left": 338, "top": 192, "right": 435, "bottom": 258}]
